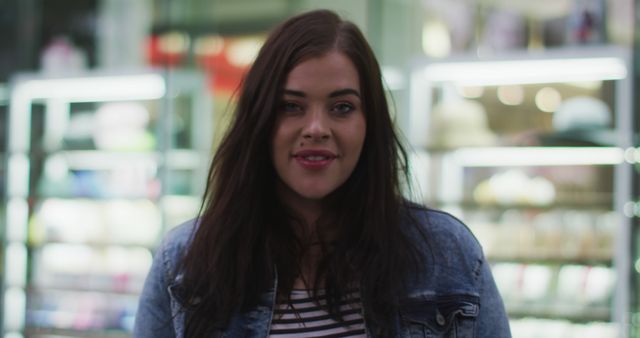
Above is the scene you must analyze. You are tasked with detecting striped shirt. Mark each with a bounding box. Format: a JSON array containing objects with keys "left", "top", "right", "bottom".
[{"left": 269, "top": 289, "right": 366, "bottom": 337}]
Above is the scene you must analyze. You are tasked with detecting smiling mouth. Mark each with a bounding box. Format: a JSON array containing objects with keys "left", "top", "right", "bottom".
[
  {"left": 293, "top": 149, "right": 337, "bottom": 159},
  {"left": 292, "top": 150, "right": 337, "bottom": 169},
  {"left": 299, "top": 155, "right": 332, "bottom": 161}
]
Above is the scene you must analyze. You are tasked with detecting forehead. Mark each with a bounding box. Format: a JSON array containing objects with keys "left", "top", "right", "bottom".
[{"left": 284, "top": 51, "right": 360, "bottom": 92}]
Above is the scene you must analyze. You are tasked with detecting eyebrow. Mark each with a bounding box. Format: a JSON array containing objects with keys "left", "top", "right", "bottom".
[{"left": 283, "top": 88, "right": 361, "bottom": 98}]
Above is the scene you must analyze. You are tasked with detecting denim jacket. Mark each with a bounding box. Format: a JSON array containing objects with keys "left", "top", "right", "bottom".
[{"left": 133, "top": 206, "right": 512, "bottom": 337}]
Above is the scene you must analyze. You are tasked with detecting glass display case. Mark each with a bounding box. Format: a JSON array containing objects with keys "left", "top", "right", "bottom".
[
  {"left": 630, "top": 9, "right": 640, "bottom": 337},
  {"left": 632, "top": 138, "right": 640, "bottom": 338},
  {"left": 408, "top": 46, "right": 633, "bottom": 338},
  {"left": 0, "top": 84, "right": 9, "bottom": 333},
  {"left": 3, "top": 70, "right": 213, "bottom": 338}
]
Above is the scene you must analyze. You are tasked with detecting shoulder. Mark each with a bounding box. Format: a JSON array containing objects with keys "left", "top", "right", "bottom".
[
  {"left": 134, "top": 220, "right": 196, "bottom": 337},
  {"left": 161, "top": 218, "right": 198, "bottom": 250},
  {"left": 399, "top": 202, "right": 487, "bottom": 296},
  {"left": 154, "top": 218, "right": 198, "bottom": 275},
  {"left": 400, "top": 202, "right": 483, "bottom": 264},
  {"left": 401, "top": 202, "right": 481, "bottom": 247}
]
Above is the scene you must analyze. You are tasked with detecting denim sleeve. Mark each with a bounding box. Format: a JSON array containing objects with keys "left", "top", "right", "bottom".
[
  {"left": 133, "top": 239, "right": 177, "bottom": 338},
  {"left": 476, "top": 255, "right": 512, "bottom": 338}
]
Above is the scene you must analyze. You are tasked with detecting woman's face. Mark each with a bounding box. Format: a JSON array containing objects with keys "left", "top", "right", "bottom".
[{"left": 271, "top": 51, "right": 366, "bottom": 213}]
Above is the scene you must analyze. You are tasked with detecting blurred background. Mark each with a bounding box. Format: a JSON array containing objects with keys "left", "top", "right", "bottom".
[{"left": 0, "top": 0, "right": 639, "bottom": 337}]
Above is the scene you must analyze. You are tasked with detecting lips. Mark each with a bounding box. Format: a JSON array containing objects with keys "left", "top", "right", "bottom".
[{"left": 293, "top": 149, "right": 337, "bottom": 169}]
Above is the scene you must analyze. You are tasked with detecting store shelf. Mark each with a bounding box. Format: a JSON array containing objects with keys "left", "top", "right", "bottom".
[
  {"left": 507, "top": 305, "right": 611, "bottom": 323},
  {"left": 58, "top": 149, "right": 205, "bottom": 170},
  {"left": 487, "top": 253, "right": 613, "bottom": 265},
  {"left": 408, "top": 46, "right": 632, "bottom": 331},
  {"left": 424, "top": 146, "right": 626, "bottom": 167},
  {"left": 25, "top": 328, "right": 132, "bottom": 338},
  {"left": 3, "top": 70, "right": 213, "bottom": 337},
  {"left": 29, "top": 286, "right": 144, "bottom": 297},
  {"left": 432, "top": 199, "right": 614, "bottom": 210}
]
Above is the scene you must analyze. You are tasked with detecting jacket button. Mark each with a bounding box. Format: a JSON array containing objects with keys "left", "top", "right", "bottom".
[{"left": 436, "top": 312, "right": 446, "bottom": 326}]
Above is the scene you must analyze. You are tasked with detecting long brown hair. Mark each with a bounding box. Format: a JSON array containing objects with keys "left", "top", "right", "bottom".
[{"left": 180, "top": 9, "right": 417, "bottom": 336}]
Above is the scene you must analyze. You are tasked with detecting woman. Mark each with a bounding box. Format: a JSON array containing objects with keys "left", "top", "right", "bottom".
[{"left": 134, "top": 9, "right": 511, "bottom": 338}]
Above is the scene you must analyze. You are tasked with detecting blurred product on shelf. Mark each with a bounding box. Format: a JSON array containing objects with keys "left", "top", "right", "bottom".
[
  {"left": 39, "top": 156, "right": 161, "bottom": 199},
  {"left": 428, "top": 99, "right": 497, "bottom": 149},
  {"left": 62, "top": 103, "right": 157, "bottom": 151},
  {"left": 467, "top": 209, "right": 616, "bottom": 261},
  {"left": 556, "top": 264, "right": 615, "bottom": 306},
  {"left": 93, "top": 102, "right": 155, "bottom": 151},
  {"left": 33, "top": 244, "right": 151, "bottom": 293},
  {"left": 40, "top": 36, "right": 88, "bottom": 75},
  {"left": 479, "top": 8, "right": 528, "bottom": 51},
  {"left": 540, "top": 96, "right": 616, "bottom": 146},
  {"left": 419, "top": 0, "right": 475, "bottom": 55},
  {"left": 161, "top": 195, "right": 202, "bottom": 230},
  {"left": 467, "top": 165, "right": 613, "bottom": 207},
  {"left": 30, "top": 199, "right": 162, "bottom": 246},
  {"left": 191, "top": 34, "right": 264, "bottom": 93},
  {"left": 26, "top": 244, "right": 150, "bottom": 333},
  {"left": 553, "top": 96, "right": 610, "bottom": 131},
  {"left": 565, "top": 0, "right": 606, "bottom": 45},
  {"left": 472, "top": 169, "right": 556, "bottom": 206},
  {"left": 63, "top": 111, "right": 97, "bottom": 150},
  {"left": 27, "top": 289, "right": 138, "bottom": 332},
  {"left": 521, "top": 264, "right": 554, "bottom": 302},
  {"left": 510, "top": 318, "right": 618, "bottom": 338},
  {"left": 492, "top": 262, "right": 614, "bottom": 320}
]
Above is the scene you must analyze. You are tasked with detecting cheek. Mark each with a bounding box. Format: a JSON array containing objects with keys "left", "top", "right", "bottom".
[
  {"left": 352, "top": 137, "right": 366, "bottom": 167},
  {"left": 351, "top": 119, "right": 367, "bottom": 155},
  {"left": 271, "top": 126, "right": 293, "bottom": 168},
  {"left": 271, "top": 142, "right": 284, "bottom": 170},
  {"left": 341, "top": 124, "right": 366, "bottom": 172}
]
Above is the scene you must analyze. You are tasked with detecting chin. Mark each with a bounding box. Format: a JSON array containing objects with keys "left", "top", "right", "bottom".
[
  {"left": 295, "top": 180, "right": 349, "bottom": 201},
  {"left": 297, "top": 190, "right": 331, "bottom": 201}
]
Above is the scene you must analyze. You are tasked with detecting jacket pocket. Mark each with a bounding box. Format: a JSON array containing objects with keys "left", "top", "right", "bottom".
[{"left": 399, "top": 294, "right": 479, "bottom": 338}]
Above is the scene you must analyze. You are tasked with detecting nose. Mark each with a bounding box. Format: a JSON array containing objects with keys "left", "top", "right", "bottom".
[{"left": 302, "top": 109, "right": 330, "bottom": 141}]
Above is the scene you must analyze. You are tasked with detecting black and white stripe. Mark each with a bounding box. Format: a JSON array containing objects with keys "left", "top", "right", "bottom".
[{"left": 269, "top": 290, "right": 365, "bottom": 337}]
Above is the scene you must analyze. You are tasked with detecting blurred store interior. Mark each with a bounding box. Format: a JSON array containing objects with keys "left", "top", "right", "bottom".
[{"left": 1, "top": 0, "right": 640, "bottom": 337}]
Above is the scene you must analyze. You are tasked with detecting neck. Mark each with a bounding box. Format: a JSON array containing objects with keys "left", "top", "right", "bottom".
[
  {"left": 294, "top": 241, "right": 325, "bottom": 290},
  {"left": 276, "top": 183, "right": 324, "bottom": 231}
]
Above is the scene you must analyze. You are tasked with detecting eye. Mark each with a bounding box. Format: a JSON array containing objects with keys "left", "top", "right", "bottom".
[
  {"left": 332, "top": 102, "right": 355, "bottom": 115},
  {"left": 279, "top": 101, "right": 303, "bottom": 114}
]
